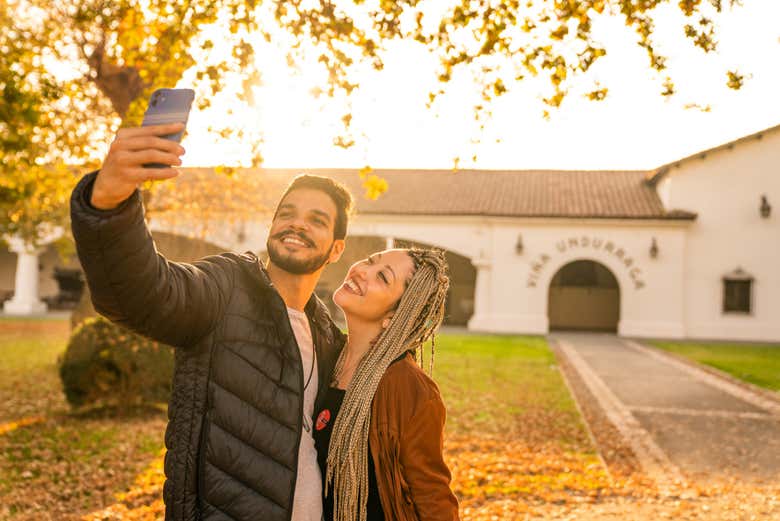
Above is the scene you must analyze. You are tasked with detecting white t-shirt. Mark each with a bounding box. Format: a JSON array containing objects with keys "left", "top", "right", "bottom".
[{"left": 286, "top": 307, "right": 321, "bottom": 521}]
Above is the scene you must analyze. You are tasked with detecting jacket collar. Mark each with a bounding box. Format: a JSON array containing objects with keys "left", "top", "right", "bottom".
[{"left": 241, "top": 251, "right": 336, "bottom": 333}]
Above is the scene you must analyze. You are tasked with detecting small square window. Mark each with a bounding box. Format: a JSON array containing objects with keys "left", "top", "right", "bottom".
[{"left": 723, "top": 279, "right": 752, "bottom": 313}]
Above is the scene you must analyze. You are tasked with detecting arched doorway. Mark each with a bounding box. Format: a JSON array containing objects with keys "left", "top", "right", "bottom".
[{"left": 548, "top": 260, "right": 620, "bottom": 332}]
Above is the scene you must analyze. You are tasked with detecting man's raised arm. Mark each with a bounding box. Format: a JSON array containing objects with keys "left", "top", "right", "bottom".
[{"left": 70, "top": 124, "right": 234, "bottom": 348}]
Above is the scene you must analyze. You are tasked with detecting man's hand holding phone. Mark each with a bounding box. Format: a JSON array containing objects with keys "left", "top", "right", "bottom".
[
  {"left": 90, "top": 124, "right": 186, "bottom": 210},
  {"left": 91, "top": 88, "right": 194, "bottom": 210}
]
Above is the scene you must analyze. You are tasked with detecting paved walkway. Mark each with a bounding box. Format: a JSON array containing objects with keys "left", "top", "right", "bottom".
[{"left": 551, "top": 332, "right": 780, "bottom": 484}]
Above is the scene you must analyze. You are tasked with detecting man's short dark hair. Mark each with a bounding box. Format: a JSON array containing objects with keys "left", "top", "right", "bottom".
[{"left": 275, "top": 174, "right": 353, "bottom": 240}]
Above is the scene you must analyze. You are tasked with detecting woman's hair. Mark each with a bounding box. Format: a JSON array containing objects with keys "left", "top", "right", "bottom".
[{"left": 326, "top": 248, "right": 450, "bottom": 521}]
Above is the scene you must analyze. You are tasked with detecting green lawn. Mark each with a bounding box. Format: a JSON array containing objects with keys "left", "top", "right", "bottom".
[
  {"left": 650, "top": 341, "right": 780, "bottom": 392},
  {"left": 0, "top": 317, "right": 71, "bottom": 422},
  {"left": 433, "top": 334, "right": 591, "bottom": 449}
]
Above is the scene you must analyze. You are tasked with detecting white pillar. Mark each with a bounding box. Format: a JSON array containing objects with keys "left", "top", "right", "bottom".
[
  {"left": 467, "top": 257, "right": 492, "bottom": 331},
  {"left": 385, "top": 236, "right": 394, "bottom": 250},
  {"left": 3, "top": 238, "right": 47, "bottom": 315}
]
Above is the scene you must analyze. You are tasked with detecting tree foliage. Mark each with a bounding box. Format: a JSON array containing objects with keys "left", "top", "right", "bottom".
[
  {"left": 1, "top": 0, "right": 749, "bottom": 245},
  {"left": 37, "top": 0, "right": 261, "bottom": 121},
  {"left": 1, "top": 0, "right": 262, "bottom": 245},
  {"left": 267, "top": 0, "right": 745, "bottom": 121},
  {"left": 0, "top": 3, "right": 91, "bottom": 245}
]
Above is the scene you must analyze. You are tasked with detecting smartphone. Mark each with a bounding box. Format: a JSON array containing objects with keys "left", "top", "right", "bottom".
[{"left": 141, "top": 88, "right": 195, "bottom": 168}]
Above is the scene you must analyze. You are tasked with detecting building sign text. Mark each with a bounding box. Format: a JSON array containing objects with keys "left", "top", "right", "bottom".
[{"left": 526, "top": 236, "right": 647, "bottom": 290}]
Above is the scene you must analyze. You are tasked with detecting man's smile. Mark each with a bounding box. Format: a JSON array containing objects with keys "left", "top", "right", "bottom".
[
  {"left": 274, "top": 230, "right": 314, "bottom": 248},
  {"left": 281, "top": 236, "right": 309, "bottom": 247}
]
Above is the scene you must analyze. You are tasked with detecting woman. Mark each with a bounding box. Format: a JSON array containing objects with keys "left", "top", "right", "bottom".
[{"left": 313, "top": 248, "right": 460, "bottom": 521}]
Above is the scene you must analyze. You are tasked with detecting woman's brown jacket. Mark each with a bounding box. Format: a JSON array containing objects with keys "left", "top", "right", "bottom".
[{"left": 368, "top": 353, "right": 460, "bottom": 520}]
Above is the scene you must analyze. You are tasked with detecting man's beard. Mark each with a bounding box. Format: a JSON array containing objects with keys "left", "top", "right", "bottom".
[{"left": 267, "top": 231, "right": 334, "bottom": 275}]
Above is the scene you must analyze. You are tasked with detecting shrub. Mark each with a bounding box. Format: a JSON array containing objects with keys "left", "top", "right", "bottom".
[{"left": 59, "top": 317, "right": 174, "bottom": 409}]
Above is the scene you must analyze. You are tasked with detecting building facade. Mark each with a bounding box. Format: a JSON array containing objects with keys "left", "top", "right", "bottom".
[{"left": 2, "top": 125, "right": 778, "bottom": 342}]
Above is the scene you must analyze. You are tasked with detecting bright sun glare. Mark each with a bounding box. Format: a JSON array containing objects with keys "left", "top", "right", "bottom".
[{"left": 86, "top": 1, "right": 780, "bottom": 171}]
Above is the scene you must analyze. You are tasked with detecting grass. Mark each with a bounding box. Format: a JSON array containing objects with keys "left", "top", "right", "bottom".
[
  {"left": 433, "top": 334, "right": 591, "bottom": 448},
  {"left": 650, "top": 341, "right": 780, "bottom": 392},
  {"left": 0, "top": 318, "right": 70, "bottom": 423},
  {"left": 0, "top": 317, "right": 69, "bottom": 370},
  {"left": 432, "top": 335, "right": 611, "bottom": 515}
]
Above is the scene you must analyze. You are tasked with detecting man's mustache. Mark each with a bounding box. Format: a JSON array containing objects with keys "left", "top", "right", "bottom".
[{"left": 271, "top": 229, "right": 314, "bottom": 247}]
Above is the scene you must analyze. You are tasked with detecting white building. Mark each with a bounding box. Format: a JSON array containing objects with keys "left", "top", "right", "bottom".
[{"left": 3, "top": 124, "right": 778, "bottom": 342}]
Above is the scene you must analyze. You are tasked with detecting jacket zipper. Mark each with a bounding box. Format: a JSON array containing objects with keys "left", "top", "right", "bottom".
[
  {"left": 251, "top": 259, "right": 316, "bottom": 521},
  {"left": 197, "top": 413, "right": 211, "bottom": 508}
]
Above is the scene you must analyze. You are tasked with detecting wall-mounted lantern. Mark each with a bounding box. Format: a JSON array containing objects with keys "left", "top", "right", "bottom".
[
  {"left": 760, "top": 194, "right": 772, "bottom": 218},
  {"left": 649, "top": 237, "right": 659, "bottom": 259},
  {"left": 515, "top": 234, "right": 524, "bottom": 255}
]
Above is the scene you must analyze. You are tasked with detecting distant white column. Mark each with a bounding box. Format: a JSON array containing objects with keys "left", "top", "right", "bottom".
[
  {"left": 385, "top": 236, "right": 394, "bottom": 250},
  {"left": 3, "top": 238, "right": 47, "bottom": 315},
  {"left": 467, "top": 257, "right": 492, "bottom": 331}
]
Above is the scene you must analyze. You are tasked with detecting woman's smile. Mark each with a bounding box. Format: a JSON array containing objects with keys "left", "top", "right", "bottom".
[{"left": 342, "top": 277, "right": 363, "bottom": 295}]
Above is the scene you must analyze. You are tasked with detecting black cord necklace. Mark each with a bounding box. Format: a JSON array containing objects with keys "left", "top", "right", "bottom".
[
  {"left": 302, "top": 336, "right": 316, "bottom": 433},
  {"left": 286, "top": 305, "right": 319, "bottom": 433},
  {"left": 303, "top": 343, "right": 316, "bottom": 392}
]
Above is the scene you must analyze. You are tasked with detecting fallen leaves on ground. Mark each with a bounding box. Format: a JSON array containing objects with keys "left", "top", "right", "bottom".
[
  {"left": 448, "top": 435, "right": 780, "bottom": 520},
  {"left": 80, "top": 434, "right": 780, "bottom": 520},
  {"left": 3, "top": 324, "right": 778, "bottom": 520},
  {"left": 447, "top": 436, "right": 611, "bottom": 506},
  {"left": 82, "top": 436, "right": 616, "bottom": 520},
  {"left": 0, "top": 416, "right": 44, "bottom": 436},
  {"left": 83, "top": 449, "right": 166, "bottom": 521},
  {"left": 0, "top": 411, "right": 166, "bottom": 521}
]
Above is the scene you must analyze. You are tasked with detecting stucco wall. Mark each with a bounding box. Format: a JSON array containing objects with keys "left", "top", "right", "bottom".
[
  {"left": 465, "top": 219, "right": 688, "bottom": 338},
  {"left": 347, "top": 215, "right": 690, "bottom": 339},
  {"left": 663, "top": 129, "right": 780, "bottom": 341}
]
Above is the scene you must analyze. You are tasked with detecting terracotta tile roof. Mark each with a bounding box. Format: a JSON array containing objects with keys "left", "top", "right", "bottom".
[{"left": 169, "top": 168, "right": 697, "bottom": 220}]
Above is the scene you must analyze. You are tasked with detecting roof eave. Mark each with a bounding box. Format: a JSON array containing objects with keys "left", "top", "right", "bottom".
[{"left": 647, "top": 122, "right": 780, "bottom": 185}]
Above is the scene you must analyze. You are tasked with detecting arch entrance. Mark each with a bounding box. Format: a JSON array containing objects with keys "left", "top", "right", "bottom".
[{"left": 548, "top": 260, "right": 620, "bottom": 332}]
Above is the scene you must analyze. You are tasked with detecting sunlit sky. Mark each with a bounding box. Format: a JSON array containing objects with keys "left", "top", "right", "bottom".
[{"left": 175, "top": 0, "right": 780, "bottom": 171}]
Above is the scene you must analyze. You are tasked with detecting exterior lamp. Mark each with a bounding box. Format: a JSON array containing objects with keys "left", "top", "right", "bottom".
[
  {"left": 760, "top": 195, "right": 771, "bottom": 218},
  {"left": 515, "top": 234, "right": 524, "bottom": 255},
  {"left": 649, "top": 237, "right": 659, "bottom": 259}
]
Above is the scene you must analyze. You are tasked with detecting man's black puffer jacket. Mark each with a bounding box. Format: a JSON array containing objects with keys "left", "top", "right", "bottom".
[{"left": 70, "top": 172, "right": 345, "bottom": 521}]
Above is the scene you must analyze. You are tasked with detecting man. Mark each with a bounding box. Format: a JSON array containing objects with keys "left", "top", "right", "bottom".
[{"left": 70, "top": 123, "right": 352, "bottom": 521}]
